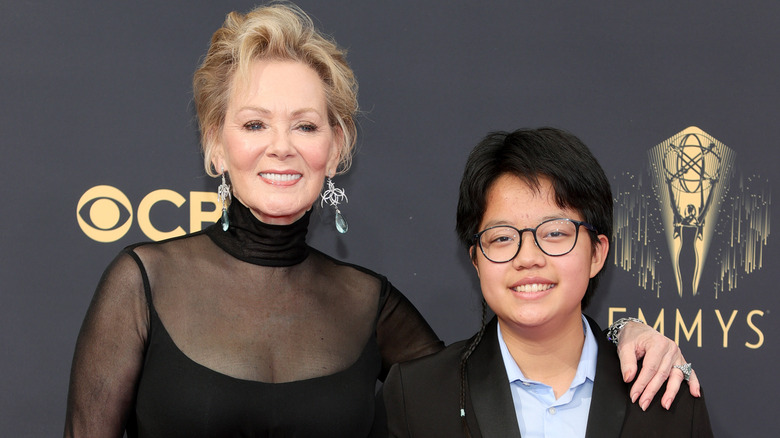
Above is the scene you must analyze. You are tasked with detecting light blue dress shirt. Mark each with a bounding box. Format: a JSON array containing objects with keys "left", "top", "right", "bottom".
[{"left": 497, "top": 315, "right": 598, "bottom": 438}]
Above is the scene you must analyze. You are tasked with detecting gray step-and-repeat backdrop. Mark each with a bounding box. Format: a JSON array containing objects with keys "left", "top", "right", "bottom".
[{"left": 2, "top": 1, "right": 776, "bottom": 436}]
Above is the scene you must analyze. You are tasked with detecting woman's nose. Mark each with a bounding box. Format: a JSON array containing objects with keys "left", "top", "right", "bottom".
[{"left": 266, "top": 130, "right": 295, "bottom": 159}]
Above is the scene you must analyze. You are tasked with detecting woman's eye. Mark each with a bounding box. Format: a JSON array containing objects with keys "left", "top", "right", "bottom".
[
  {"left": 298, "top": 123, "right": 318, "bottom": 133},
  {"left": 244, "top": 121, "right": 265, "bottom": 131}
]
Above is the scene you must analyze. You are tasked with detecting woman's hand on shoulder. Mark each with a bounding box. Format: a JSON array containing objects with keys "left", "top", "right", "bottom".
[{"left": 615, "top": 321, "right": 701, "bottom": 411}]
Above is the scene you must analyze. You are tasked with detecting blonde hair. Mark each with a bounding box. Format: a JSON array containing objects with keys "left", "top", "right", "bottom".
[{"left": 193, "top": 3, "right": 358, "bottom": 177}]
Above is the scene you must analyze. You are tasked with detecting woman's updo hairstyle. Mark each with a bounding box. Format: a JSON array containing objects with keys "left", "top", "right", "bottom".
[{"left": 193, "top": 2, "right": 358, "bottom": 176}]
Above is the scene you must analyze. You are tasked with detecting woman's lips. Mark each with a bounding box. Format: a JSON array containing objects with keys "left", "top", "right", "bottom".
[{"left": 259, "top": 172, "right": 302, "bottom": 185}]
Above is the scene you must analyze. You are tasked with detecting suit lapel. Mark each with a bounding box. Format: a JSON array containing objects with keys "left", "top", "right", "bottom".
[
  {"left": 467, "top": 317, "right": 523, "bottom": 438},
  {"left": 584, "top": 316, "right": 628, "bottom": 438}
]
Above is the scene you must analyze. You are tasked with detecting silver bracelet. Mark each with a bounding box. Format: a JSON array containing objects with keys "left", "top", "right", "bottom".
[{"left": 607, "top": 317, "right": 644, "bottom": 345}]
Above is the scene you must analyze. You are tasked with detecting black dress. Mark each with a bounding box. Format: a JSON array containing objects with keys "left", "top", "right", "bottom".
[{"left": 65, "top": 200, "right": 443, "bottom": 437}]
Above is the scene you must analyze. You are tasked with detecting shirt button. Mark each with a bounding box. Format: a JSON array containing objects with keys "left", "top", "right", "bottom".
[
  {"left": 522, "top": 382, "right": 531, "bottom": 387},
  {"left": 548, "top": 407, "right": 557, "bottom": 415}
]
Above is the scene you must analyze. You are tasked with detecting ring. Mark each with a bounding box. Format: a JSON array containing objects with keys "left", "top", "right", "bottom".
[{"left": 673, "top": 362, "right": 693, "bottom": 381}]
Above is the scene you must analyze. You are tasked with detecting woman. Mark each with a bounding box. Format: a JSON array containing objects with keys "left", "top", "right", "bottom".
[
  {"left": 65, "top": 5, "right": 697, "bottom": 437},
  {"left": 383, "top": 128, "right": 712, "bottom": 437}
]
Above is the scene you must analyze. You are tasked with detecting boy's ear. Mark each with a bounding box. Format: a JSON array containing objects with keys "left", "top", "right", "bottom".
[
  {"left": 589, "top": 234, "right": 610, "bottom": 279},
  {"left": 470, "top": 246, "right": 480, "bottom": 276}
]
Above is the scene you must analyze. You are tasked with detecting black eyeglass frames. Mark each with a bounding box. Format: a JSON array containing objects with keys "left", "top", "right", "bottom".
[{"left": 473, "top": 218, "right": 597, "bottom": 263}]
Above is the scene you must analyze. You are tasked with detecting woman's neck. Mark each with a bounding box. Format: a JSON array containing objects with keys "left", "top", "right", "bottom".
[{"left": 205, "top": 199, "right": 311, "bottom": 267}]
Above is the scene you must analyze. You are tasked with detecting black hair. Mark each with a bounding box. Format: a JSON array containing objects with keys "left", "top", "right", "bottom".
[
  {"left": 459, "top": 298, "right": 487, "bottom": 437},
  {"left": 455, "top": 128, "right": 613, "bottom": 431},
  {"left": 456, "top": 127, "right": 613, "bottom": 307}
]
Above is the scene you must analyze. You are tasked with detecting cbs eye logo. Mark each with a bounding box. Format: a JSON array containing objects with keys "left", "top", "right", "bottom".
[
  {"left": 77, "top": 186, "right": 134, "bottom": 242},
  {"left": 76, "top": 185, "right": 221, "bottom": 242}
]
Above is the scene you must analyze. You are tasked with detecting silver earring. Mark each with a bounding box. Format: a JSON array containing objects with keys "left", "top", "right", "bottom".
[
  {"left": 320, "top": 177, "right": 348, "bottom": 233},
  {"left": 218, "top": 169, "right": 231, "bottom": 231}
]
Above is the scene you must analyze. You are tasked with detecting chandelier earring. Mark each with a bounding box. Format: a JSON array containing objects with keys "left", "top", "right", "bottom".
[
  {"left": 217, "top": 168, "right": 231, "bottom": 231},
  {"left": 320, "top": 176, "right": 348, "bottom": 233}
]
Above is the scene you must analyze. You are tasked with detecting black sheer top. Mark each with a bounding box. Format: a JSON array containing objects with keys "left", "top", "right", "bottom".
[{"left": 65, "top": 200, "right": 444, "bottom": 437}]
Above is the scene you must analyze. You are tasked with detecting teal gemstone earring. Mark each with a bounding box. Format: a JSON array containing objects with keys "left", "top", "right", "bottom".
[
  {"left": 217, "top": 169, "right": 231, "bottom": 231},
  {"left": 320, "top": 176, "right": 348, "bottom": 233}
]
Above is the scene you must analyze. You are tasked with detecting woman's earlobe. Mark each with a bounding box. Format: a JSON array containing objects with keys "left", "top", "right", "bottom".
[
  {"left": 329, "top": 126, "right": 345, "bottom": 172},
  {"left": 212, "top": 148, "right": 226, "bottom": 175},
  {"left": 208, "top": 129, "right": 226, "bottom": 173},
  {"left": 212, "top": 159, "right": 224, "bottom": 176}
]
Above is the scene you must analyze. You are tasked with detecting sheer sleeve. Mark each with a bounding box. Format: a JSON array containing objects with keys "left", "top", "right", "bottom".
[
  {"left": 64, "top": 250, "right": 150, "bottom": 438},
  {"left": 376, "top": 284, "right": 444, "bottom": 381}
]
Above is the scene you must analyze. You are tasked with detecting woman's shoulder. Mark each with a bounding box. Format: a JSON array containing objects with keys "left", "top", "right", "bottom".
[
  {"left": 308, "top": 247, "right": 386, "bottom": 276},
  {"left": 128, "top": 228, "right": 212, "bottom": 253},
  {"left": 307, "top": 246, "right": 390, "bottom": 290},
  {"left": 127, "top": 230, "right": 216, "bottom": 264}
]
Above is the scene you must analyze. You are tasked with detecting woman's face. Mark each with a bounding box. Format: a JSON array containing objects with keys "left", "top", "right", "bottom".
[
  {"left": 214, "top": 60, "right": 341, "bottom": 225},
  {"left": 471, "top": 174, "right": 608, "bottom": 334}
]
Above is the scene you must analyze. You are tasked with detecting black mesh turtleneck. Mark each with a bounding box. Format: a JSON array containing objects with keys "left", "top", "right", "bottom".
[
  {"left": 65, "top": 200, "right": 444, "bottom": 437},
  {"left": 206, "top": 200, "right": 310, "bottom": 267}
]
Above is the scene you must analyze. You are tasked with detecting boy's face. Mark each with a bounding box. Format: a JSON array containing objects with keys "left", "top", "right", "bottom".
[{"left": 470, "top": 174, "right": 608, "bottom": 334}]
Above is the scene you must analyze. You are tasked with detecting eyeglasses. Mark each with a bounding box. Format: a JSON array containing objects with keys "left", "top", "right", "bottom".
[{"left": 473, "top": 218, "right": 597, "bottom": 263}]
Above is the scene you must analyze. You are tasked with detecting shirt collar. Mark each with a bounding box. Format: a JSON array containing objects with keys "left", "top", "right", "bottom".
[{"left": 497, "top": 314, "right": 598, "bottom": 386}]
